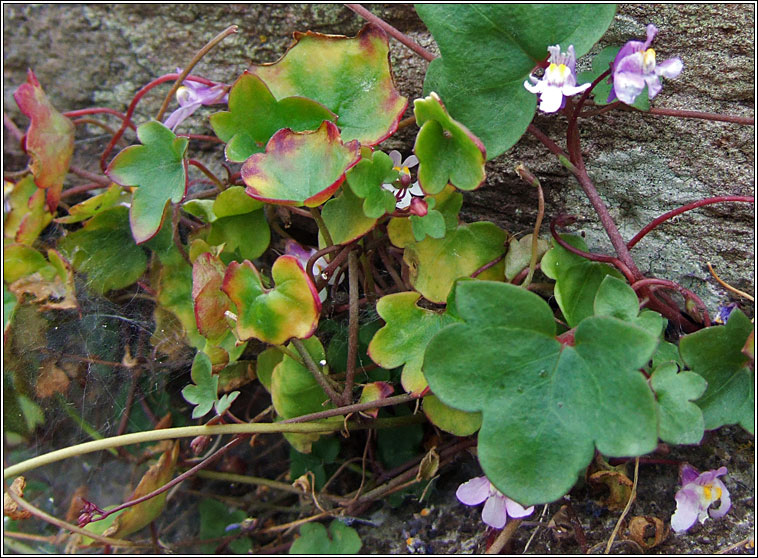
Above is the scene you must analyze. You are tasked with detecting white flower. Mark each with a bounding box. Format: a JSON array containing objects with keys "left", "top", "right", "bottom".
[
  {"left": 456, "top": 475, "right": 534, "bottom": 529},
  {"left": 524, "top": 45, "right": 591, "bottom": 113},
  {"left": 382, "top": 150, "right": 424, "bottom": 209}
]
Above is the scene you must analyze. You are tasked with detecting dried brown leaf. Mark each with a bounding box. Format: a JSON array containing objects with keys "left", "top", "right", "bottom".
[{"left": 4, "top": 477, "right": 32, "bottom": 520}]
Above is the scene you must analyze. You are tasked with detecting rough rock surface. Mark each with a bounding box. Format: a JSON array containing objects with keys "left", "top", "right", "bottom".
[{"left": 3, "top": 4, "right": 754, "bottom": 555}]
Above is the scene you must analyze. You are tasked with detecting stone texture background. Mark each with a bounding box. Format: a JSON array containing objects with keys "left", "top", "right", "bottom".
[{"left": 3, "top": 4, "right": 755, "bottom": 311}]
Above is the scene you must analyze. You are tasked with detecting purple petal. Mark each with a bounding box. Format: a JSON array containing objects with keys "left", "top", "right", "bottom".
[
  {"left": 504, "top": 497, "right": 534, "bottom": 519},
  {"left": 402, "top": 154, "right": 419, "bottom": 169},
  {"left": 164, "top": 102, "right": 202, "bottom": 131},
  {"left": 388, "top": 150, "right": 402, "bottom": 168},
  {"left": 709, "top": 479, "right": 731, "bottom": 519},
  {"left": 456, "top": 476, "right": 491, "bottom": 506},
  {"left": 680, "top": 464, "right": 700, "bottom": 485},
  {"left": 656, "top": 57, "right": 683, "bottom": 79},
  {"left": 643, "top": 23, "right": 659, "bottom": 50},
  {"left": 612, "top": 71, "right": 646, "bottom": 105},
  {"left": 696, "top": 466, "right": 727, "bottom": 486},
  {"left": 644, "top": 74, "right": 663, "bottom": 99},
  {"left": 671, "top": 488, "right": 701, "bottom": 533},
  {"left": 284, "top": 239, "right": 316, "bottom": 268},
  {"left": 611, "top": 39, "right": 645, "bottom": 72},
  {"left": 482, "top": 493, "right": 508, "bottom": 529}
]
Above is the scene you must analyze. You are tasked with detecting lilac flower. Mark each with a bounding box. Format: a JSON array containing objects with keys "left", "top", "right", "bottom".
[
  {"left": 523, "top": 45, "right": 591, "bottom": 113},
  {"left": 382, "top": 150, "right": 424, "bottom": 209},
  {"left": 714, "top": 302, "right": 738, "bottom": 325},
  {"left": 607, "top": 24, "right": 683, "bottom": 105},
  {"left": 164, "top": 71, "right": 228, "bottom": 131},
  {"left": 456, "top": 475, "right": 534, "bottom": 529},
  {"left": 671, "top": 464, "right": 731, "bottom": 533}
]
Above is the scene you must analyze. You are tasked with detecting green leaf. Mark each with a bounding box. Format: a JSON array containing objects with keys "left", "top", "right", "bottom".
[
  {"left": 210, "top": 72, "right": 336, "bottom": 162},
  {"left": 250, "top": 24, "right": 407, "bottom": 146},
  {"left": 541, "top": 235, "right": 624, "bottom": 327},
  {"left": 289, "top": 520, "right": 362, "bottom": 555},
  {"left": 423, "top": 394, "right": 481, "bottom": 436},
  {"left": 55, "top": 183, "right": 129, "bottom": 224},
  {"left": 320, "top": 184, "right": 377, "bottom": 245},
  {"left": 504, "top": 234, "right": 550, "bottom": 281},
  {"left": 58, "top": 206, "right": 148, "bottom": 294},
  {"left": 4, "top": 175, "right": 52, "bottom": 244},
  {"left": 207, "top": 209, "right": 271, "bottom": 262},
  {"left": 182, "top": 352, "right": 219, "bottom": 419},
  {"left": 345, "top": 149, "right": 399, "bottom": 218},
  {"left": 102, "top": 443, "right": 179, "bottom": 539},
  {"left": 368, "top": 291, "right": 459, "bottom": 394},
  {"left": 271, "top": 337, "right": 331, "bottom": 420},
  {"left": 679, "top": 309, "right": 754, "bottom": 433},
  {"left": 3, "top": 285, "right": 17, "bottom": 333},
  {"left": 413, "top": 92, "right": 487, "bottom": 194},
  {"left": 577, "top": 46, "right": 650, "bottom": 111},
  {"left": 222, "top": 255, "right": 321, "bottom": 345},
  {"left": 198, "top": 499, "right": 251, "bottom": 554},
  {"left": 387, "top": 185, "right": 463, "bottom": 248},
  {"left": 241, "top": 121, "right": 361, "bottom": 207},
  {"left": 106, "top": 121, "right": 188, "bottom": 243},
  {"left": 3, "top": 243, "right": 50, "bottom": 284},
  {"left": 256, "top": 347, "right": 284, "bottom": 392},
  {"left": 650, "top": 362, "right": 706, "bottom": 445},
  {"left": 410, "top": 207, "right": 446, "bottom": 242},
  {"left": 416, "top": 4, "right": 616, "bottom": 158},
  {"left": 404, "top": 221, "right": 507, "bottom": 303},
  {"left": 423, "top": 281, "right": 659, "bottom": 505},
  {"left": 290, "top": 436, "right": 340, "bottom": 490},
  {"left": 213, "top": 186, "right": 264, "bottom": 217},
  {"left": 593, "top": 275, "right": 663, "bottom": 337},
  {"left": 13, "top": 69, "right": 75, "bottom": 211}
]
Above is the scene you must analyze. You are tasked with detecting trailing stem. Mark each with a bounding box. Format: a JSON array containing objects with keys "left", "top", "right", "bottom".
[{"left": 343, "top": 250, "right": 361, "bottom": 405}]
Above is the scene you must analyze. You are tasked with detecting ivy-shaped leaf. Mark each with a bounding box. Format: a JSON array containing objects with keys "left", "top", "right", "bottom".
[
  {"left": 59, "top": 206, "right": 147, "bottom": 294},
  {"left": 593, "top": 276, "right": 664, "bottom": 338},
  {"left": 423, "top": 281, "right": 659, "bottom": 505},
  {"left": 409, "top": 200, "right": 446, "bottom": 242},
  {"left": 222, "top": 255, "right": 321, "bottom": 345},
  {"left": 103, "top": 443, "right": 179, "bottom": 539},
  {"left": 198, "top": 499, "right": 251, "bottom": 554},
  {"left": 182, "top": 351, "right": 239, "bottom": 419},
  {"left": 320, "top": 184, "right": 377, "bottom": 245},
  {"left": 210, "top": 72, "right": 336, "bottom": 163},
  {"left": 206, "top": 210, "right": 270, "bottom": 263},
  {"left": 368, "top": 291, "right": 459, "bottom": 394},
  {"left": 413, "top": 92, "right": 487, "bottom": 194},
  {"left": 249, "top": 24, "right": 407, "bottom": 146},
  {"left": 577, "top": 46, "right": 650, "bottom": 111},
  {"left": 289, "top": 520, "right": 362, "bottom": 555},
  {"left": 345, "top": 149, "right": 399, "bottom": 218},
  {"left": 13, "top": 69, "right": 75, "bottom": 212},
  {"left": 4, "top": 175, "right": 52, "bottom": 245},
  {"left": 107, "top": 121, "right": 188, "bottom": 244},
  {"left": 241, "top": 121, "right": 361, "bottom": 207},
  {"left": 679, "top": 309, "right": 754, "bottom": 433},
  {"left": 541, "top": 234, "right": 624, "bottom": 327},
  {"left": 417, "top": 4, "right": 616, "bottom": 159},
  {"left": 387, "top": 185, "right": 463, "bottom": 248},
  {"left": 650, "top": 362, "right": 706, "bottom": 445},
  {"left": 404, "top": 221, "right": 507, "bottom": 303},
  {"left": 55, "top": 183, "right": 129, "bottom": 224}
]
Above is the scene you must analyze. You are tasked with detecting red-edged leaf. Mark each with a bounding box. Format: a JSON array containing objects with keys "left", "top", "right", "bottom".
[
  {"left": 241, "top": 120, "right": 360, "bottom": 207},
  {"left": 192, "top": 252, "right": 230, "bottom": 341},
  {"left": 13, "top": 70, "right": 75, "bottom": 212}
]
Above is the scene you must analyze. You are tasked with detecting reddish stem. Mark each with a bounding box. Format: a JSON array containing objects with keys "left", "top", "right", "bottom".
[
  {"left": 345, "top": 4, "right": 436, "bottom": 62},
  {"left": 550, "top": 215, "right": 636, "bottom": 284},
  {"left": 627, "top": 196, "right": 754, "bottom": 249},
  {"left": 64, "top": 107, "right": 137, "bottom": 130},
  {"left": 4, "top": 113, "right": 24, "bottom": 142},
  {"left": 631, "top": 278, "right": 711, "bottom": 327}
]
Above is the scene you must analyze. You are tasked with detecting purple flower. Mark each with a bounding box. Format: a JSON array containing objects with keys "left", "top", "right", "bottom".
[
  {"left": 456, "top": 476, "right": 534, "bottom": 529},
  {"left": 671, "top": 464, "right": 731, "bottom": 533},
  {"left": 382, "top": 150, "right": 424, "bottom": 209},
  {"left": 714, "top": 302, "right": 738, "bottom": 325},
  {"left": 164, "top": 71, "right": 229, "bottom": 131},
  {"left": 523, "top": 45, "right": 591, "bottom": 113},
  {"left": 284, "top": 239, "right": 339, "bottom": 302},
  {"left": 607, "top": 24, "right": 683, "bottom": 105}
]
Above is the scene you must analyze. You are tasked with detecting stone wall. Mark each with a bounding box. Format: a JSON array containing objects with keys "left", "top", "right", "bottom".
[{"left": 3, "top": 4, "right": 754, "bottom": 312}]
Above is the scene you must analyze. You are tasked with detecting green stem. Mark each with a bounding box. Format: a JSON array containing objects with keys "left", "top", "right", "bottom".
[
  {"left": 291, "top": 338, "right": 343, "bottom": 406},
  {"left": 309, "top": 206, "right": 334, "bottom": 255}
]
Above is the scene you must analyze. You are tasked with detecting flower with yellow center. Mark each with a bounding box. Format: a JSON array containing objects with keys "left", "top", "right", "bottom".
[
  {"left": 523, "top": 45, "right": 590, "bottom": 113},
  {"left": 671, "top": 464, "right": 731, "bottom": 533}
]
